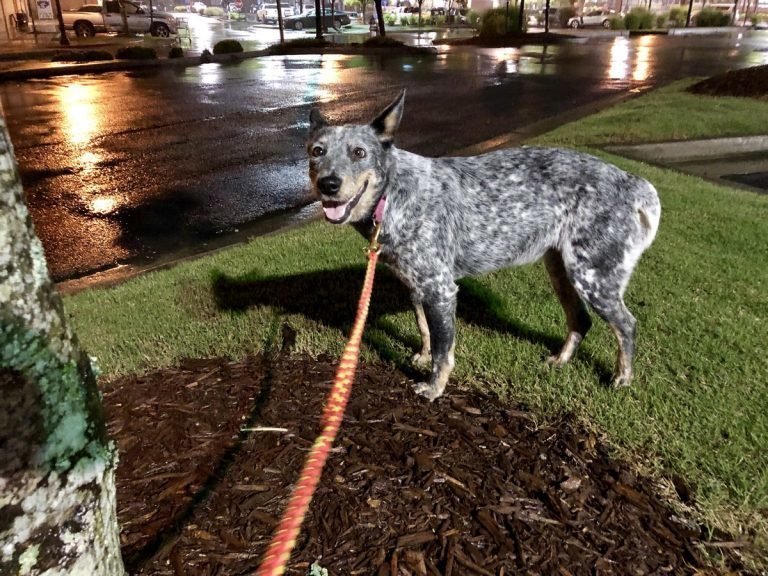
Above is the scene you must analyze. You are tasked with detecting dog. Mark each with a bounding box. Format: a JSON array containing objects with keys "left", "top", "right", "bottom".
[{"left": 307, "top": 91, "right": 661, "bottom": 401}]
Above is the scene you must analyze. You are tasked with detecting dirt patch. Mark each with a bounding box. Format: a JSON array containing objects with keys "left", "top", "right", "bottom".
[
  {"left": 687, "top": 64, "right": 768, "bottom": 100},
  {"left": 105, "top": 353, "right": 748, "bottom": 575}
]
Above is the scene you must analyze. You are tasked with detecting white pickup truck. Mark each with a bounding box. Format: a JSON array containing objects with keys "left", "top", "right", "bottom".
[{"left": 62, "top": 0, "right": 179, "bottom": 37}]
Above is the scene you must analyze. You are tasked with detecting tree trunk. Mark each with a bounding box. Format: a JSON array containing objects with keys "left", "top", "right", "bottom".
[
  {"left": 0, "top": 118, "right": 125, "bottom": 575},
  {"left": 374, "top": 0, "right": 385, "bottom": 35}
]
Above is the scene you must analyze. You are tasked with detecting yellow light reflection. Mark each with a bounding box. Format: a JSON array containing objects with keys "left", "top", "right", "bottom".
[
  {"left": 58, "top": 83, "right": 100, "bottom": 145},
  {"left": 90, "top": 197, "right": 117, "bottom": 215},
  {"left": 632, "top": 34, "right": 654, "bottom": 82},
  {"left": 607, "top": 37, "right": 629, "bottom": 80}
]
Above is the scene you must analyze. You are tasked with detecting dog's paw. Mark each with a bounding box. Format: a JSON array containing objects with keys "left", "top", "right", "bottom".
[
  {"left": 546, "top": 354, "right": 566, "bottom": 368},
  {"left": 412, "top": 381, "right": 442, "bottom": 402},
  {"left": 411, "top": 351, "right": 432, "bottom": 368},
  {"left": 611, "top": 373, "right": 632, "bottom": 389}
]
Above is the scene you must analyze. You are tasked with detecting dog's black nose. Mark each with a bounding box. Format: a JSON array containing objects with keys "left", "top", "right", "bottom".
[{"left": 318, "top": 175, "right": 342, "bottom": 196}]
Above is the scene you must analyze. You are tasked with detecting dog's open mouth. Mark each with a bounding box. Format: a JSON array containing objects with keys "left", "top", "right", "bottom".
[{"left": 321, "top": 180, "right": 368, "bottom": 224}]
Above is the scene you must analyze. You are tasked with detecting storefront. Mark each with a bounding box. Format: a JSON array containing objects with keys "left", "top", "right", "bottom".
[{"left": 0, "top": 0, "right": 58, "bottom": 39}]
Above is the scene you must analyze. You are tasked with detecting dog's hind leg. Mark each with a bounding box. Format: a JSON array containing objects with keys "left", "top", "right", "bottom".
[
  {"left": 411, "top": 298, "right": 432, "bottom": 368},
  {"left": 566, "top": 262, "right": 638, "bottom": 388},
  {"left": 544, "top": 249, "right": 592, "bottom": 367},
  {"left": 412, "top": 284, "right": 458, "bottom": 401}
]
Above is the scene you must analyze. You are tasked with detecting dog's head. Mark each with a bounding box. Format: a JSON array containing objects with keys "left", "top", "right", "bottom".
[{"left": 307, "top": 91, "right": 405, "bottom": 224}]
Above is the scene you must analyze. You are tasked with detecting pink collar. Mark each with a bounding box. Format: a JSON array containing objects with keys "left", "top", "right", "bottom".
[{"left": 373, "top": 195, "right": 387, "bottom": 224}]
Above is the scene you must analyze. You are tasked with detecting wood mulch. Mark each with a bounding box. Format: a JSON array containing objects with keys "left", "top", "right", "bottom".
[
  {"left": 687, "top": 63, "right": 768, "bottom": 99},
  {"left": 104, "top": 352, "right": 750, "bottom": 575}
]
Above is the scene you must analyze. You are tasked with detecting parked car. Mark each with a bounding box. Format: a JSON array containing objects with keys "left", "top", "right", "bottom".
[
  {"left": 256, "top": 1, "right": 295, "bottom": 23},
  {"left": 190, "top": 1, "right": 206, "bottom": 12},
  {"left": 283, "top": 8, "right": 350, "bottom": 29},
  {"left": 62, "top": 0, "right": 178, "bottom": 36},
  {"left": 568, "top": 8, "right": 616, "bottom": 28}
]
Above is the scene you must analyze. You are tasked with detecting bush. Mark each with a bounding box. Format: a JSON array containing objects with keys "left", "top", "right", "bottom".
[
  {"left": 173, "top": 5, "right": 186, "bottom": 11},
  {"left": 115, "top": 46, "right": 157, "bottom": 60},
  {"left": 408, "top": 14, "right": 419, "bottom": 25},
  {"left": 466, "top": 9, "right": 479, "bottom": 27},
  {"left": 203, "top": 6, "right": 225, "bottom": 16},
  {"left": 558, "top": 5, "right": 576, "bottom": 26},
  {"left": 363, "top": 35, "right": 405, "bottom": 47},
  {"left": 479, "top": 6, "right": 523, "bottom": 37},
  {"left": 694, "top": 7, "right": 731, "bottom": 26},
  {"left": 655, "top": 12, "right": 668, "bottom": 27},
  {"left": 623, "top": 7, "right": 654, "bottom": 30},
  {"left": 609, "top": 15, "right": 625, "bottom": 29},
  {"left": 51, "top": 50, "right": 113, "bottom": 62},
  {"left": 384, "top": 11, "right": 396, "bottom": 25},
  {"left": 668, "top": 6, "right": 687, "bottom": 26},
  {"left": 435, "top": 14, "right": 445, "bottom": 25},
  {"left": 200, "top": 48, "right": 212, "bottom": 62},
  {"left": 212, "top": 39, "right": 244, "bottom": 54},
  {"left": 168, "top": 46, "right": 184, "bottom": 58}
]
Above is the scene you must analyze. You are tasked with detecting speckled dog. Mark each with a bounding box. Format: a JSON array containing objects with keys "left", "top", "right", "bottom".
[{"left": 307, "top": 92, "right": 661, "bottom": 401}]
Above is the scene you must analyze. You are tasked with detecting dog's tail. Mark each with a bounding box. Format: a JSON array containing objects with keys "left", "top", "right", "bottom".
[{"left": 636, "top": 181, "right": 661, "bottom": 251}]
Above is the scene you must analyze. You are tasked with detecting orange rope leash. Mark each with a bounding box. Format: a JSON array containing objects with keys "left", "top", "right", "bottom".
[{"left": 255, "top": 225, "right": 382, "bottom": 576}]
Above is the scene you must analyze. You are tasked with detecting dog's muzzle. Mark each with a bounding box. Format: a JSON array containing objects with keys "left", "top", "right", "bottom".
[{"left": 321, "top": 180, "right": 368, "bottom": 224}]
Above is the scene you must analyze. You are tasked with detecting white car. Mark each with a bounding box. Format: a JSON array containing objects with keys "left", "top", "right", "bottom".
[
  {"left": 568, "top": 8, "right": 616, "bottom": 28},
  {"left": 256, "top": 1, "right": 295, "bottom": 23},
  {"left": 190, "top": 1, "right": 206, "bottom": 12}
]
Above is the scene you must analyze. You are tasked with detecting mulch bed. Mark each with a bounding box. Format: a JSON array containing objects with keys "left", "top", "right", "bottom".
[
  {"left": 104, "top": 351, "right": 748, "bottom": 575},
  {"left": 687, "top": 63, "right": 768, "bottom": 99}
]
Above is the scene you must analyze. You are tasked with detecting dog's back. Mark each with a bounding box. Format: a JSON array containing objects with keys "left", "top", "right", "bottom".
[{"left": 383, "top": 146, "right": 660, "bottom": 280}]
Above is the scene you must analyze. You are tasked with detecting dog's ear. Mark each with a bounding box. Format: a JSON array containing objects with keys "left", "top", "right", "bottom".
[
  {"left": 370, "top": 90, "right": 405, "bottom": 146},
  {"left": 309, "top": 107, "right": 328, "bottom": 134}
]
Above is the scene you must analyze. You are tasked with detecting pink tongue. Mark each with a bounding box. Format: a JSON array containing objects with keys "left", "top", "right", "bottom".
[{"left": 323, "top": 202, "right": 348, "bottom": 221}]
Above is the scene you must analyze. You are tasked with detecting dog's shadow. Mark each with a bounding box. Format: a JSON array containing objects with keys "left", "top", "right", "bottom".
[{"left": 211, "top": 266, "right": 612, "bottom": 383}]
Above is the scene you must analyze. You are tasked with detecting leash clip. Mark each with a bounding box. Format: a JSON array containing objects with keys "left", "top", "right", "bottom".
[{"left": 367, "top": 222, "right": 382, "bottom": 255}]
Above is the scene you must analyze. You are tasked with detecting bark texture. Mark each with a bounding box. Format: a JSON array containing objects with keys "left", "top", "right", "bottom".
[{"left": 0, "top": 119, "right": 124, "bottom": 575}]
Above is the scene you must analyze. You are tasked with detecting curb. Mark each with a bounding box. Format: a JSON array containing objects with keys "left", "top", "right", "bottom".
[{"left": 0, "top": 49, "right": 268, "bottom": 81}]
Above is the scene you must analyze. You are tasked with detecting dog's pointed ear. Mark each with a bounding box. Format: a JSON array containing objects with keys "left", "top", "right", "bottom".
[
  {"left": 309, "top": 107, "right": 328, "bottom": 134},
  {"left": 371, "top": 90, "right": 405, "bottom": 146}
]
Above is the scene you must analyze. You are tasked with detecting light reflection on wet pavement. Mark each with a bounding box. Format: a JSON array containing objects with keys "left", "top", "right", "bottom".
[{"left": 2, "top": 31, "right": 767, "bottom": 282}]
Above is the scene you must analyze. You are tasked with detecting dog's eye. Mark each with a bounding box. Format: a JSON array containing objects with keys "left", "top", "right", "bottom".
[
  {"left": 311, "top": 146, "right": 325, "bottom": 158},
  {"left": 353, "top": 147, "right": 366, "bottom": 159}
]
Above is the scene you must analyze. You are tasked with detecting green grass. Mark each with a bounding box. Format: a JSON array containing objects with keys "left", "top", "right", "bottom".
[
  {"left": 65, "top": 82, "right": 768, "bottom": 554},
  {"left": 530, "top": 79, "right": 768, "bottom": 147}
]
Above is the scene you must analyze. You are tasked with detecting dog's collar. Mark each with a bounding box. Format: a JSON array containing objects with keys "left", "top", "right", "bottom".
[{"left": 373, "top": 194, "right": 387, "bottom": 224}]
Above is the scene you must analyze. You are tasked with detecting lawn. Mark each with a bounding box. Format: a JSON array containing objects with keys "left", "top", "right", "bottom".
[{"left": 65, "top": 80, "right": 768, "bottom": 559}]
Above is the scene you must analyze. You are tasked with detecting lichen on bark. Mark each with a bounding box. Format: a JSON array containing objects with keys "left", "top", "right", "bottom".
[{"left": 1, "top": 117, "right": 125, "bottom": 575}]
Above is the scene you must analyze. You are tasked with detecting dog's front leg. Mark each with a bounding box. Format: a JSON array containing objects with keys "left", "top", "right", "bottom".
[
  {"left": 412, "top": 287, "right": 457, "bottom": 402},
  {"left": 411, "top": 298, "right": 431, "bottom": 368}
]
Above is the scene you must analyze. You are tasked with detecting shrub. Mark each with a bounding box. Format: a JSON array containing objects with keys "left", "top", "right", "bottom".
[
  {"left": 668, "top": 6, "right": 687, "bottom": 26},
  {"left": 115, "top": 46, "right": 157, "bottom": 60},
  {"left": 609, "top": 15, "right": 625, "bottom": 29},
  {"left": 558, "top": 5, "right": 576, "bottom": 26},
  {"left": 479, "top": 6, "right": 523, "bottom": 37},
  {"left": 694, "top": 7, "right": 731, "bottom": 26},
  {"left": 168, "top": 46, "right": 184, "bottom": 58},
  {"left": 51, "top": 50, "right": 113, "bottom": 62},
  {"left": 624, "top": 7, "right": 653, "bottom": 30},
  {"left": 203, "top": 6, "right": 225, "bottom": 16},
  {"left": 173, "top": 5, "right": 186, "bottom": 11},
  {"left": 466, "top": 9, "right": 479, "bottom": 27},
  {"left": 384, "top": 11, "right": 396, "bottom": 25},
  {"left": 212, "top": 39, "right": 244, "bottom": 54},
  {"left": 363, "top": 35, "right": 405, "bottom": 47},
  {"left": 655, "top": 12, "right": 668, "bottom": 27},
  {"left": 200, "top": 48, "right": 212, "bottom": 62},
  {"left": 409, "top": 14, "right": 419, "bottom": 25}
]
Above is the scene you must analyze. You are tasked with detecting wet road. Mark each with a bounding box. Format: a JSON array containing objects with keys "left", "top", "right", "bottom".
[{"left": 2, "top": 31, "right": 768, "bottom": 282}]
